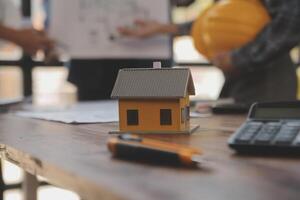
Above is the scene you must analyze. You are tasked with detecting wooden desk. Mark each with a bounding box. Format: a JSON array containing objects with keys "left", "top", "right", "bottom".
[{"left": 0, "top": 114, "right": 299, "bottom": 200}]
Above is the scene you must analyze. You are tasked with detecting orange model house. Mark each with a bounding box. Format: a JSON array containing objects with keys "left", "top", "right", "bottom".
[{"left": 111, "top": 67, "right": 197, "bottom": 134}]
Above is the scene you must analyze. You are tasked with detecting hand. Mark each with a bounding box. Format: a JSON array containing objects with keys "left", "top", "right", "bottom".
[
  {"left": 118, "top": 20, "right": 172, "bottom": 39},
  {"left": 211, "top": 52, "right": 235, "bottom": 74},
  {"left": 44, "top": 49, "right": 60, "bottom": 65},
  {"left": 13, "top": 28, "right": 54, "bottom": 56}
]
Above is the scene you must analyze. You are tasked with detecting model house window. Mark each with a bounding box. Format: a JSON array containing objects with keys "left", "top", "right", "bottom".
[
  {"left": 181, "top": 108, "right": 185, "bottom": 123},
  {"left": 127, "top": 110, "right": 139, "bottom": 125},
  {"left": 186, "top": 106, "right": 190, "bottom": 121},
  {"left": 160, "top": 109, "right": 172, "bottom": 125},
  {"left": 181, "top": 106, "right": 190, "bottom": 123}
]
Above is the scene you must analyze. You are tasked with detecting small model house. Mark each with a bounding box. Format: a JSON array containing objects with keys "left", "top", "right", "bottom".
[{"left": 111, "top": 67, "right": 196, "bottom": 134}]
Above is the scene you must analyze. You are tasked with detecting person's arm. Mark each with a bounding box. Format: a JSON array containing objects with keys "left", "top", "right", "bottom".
[
  {"left": 230, "top": 0, "right": 300, "bottom": 74},
  {"left": 117, "top": 20, "right": 179, "bottom": 38},
  {"left": 117, "top": 19, "right": 195, "bottom": 38},
  {"left": 176, "top": 21, "right": 194, "bottom": 36},
  {"left": 0, "top": 24, "right": 19, "bottom": 42},
  {"left": 0, "top": 24, "right": 54, "bottom": 55}
]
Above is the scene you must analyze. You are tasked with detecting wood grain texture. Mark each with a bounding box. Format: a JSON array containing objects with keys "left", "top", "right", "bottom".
[{"left": 0, "top": 114, "right": 299, "bottom": 200}]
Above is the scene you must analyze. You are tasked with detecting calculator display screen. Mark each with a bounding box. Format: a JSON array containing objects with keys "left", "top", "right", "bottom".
[{"left": 254, "top": 108, "right": 300, "bottom": 119}]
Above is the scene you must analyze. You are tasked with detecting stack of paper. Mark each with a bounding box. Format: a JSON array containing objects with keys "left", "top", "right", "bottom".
[{"left": 16, "top": 100, "right": 119, "bottom": 124}]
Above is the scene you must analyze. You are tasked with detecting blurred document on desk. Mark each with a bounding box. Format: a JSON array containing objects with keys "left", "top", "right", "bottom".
[
  {"left": 16, "top": 100, "right": 118, "bottom": 124},
  {"left": 49, "top": 0, "right": 171, "bottom": 59}
]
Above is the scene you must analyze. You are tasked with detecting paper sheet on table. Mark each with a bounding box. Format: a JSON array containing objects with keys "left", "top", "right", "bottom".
[
  {"left": 190, "top": 111, "right": 212, "bottom": 118},
  {"left": 49, "top": 0, "right": 171, "bottom": 59},
  {"left": 16, "top": 101, "right": 119, "bottom": 124},
  {"left": 0, "top": 97, "right": 23, "bottom": 106}
]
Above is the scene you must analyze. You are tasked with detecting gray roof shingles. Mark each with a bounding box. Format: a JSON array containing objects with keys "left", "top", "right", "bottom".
[{"left": 111, "top": 68, "right": 195, "bottom": 99}]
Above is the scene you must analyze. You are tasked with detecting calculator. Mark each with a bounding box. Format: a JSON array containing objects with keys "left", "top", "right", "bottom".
[{"left": 228, "top": 102, "right": 300, "bottom": 155}]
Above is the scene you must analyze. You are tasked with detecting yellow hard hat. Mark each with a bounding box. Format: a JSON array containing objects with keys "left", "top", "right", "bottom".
[{"left": 191, "top": 0, "right": 270, "bottom": 60}]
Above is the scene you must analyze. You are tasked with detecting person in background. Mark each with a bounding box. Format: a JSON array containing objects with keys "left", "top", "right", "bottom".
[
  {"left": 63, "top": 0, "right": 194, "bottom": 101},
  {"left": 43, "top": 0, "right": 196, "bottom": 101},
  {"left": 119, "top": 0, "right": 299, "bottom": 105},
  {"left": 0, "top": 0, "right": 53, "bottom": 56},
  {"left": 0, "top": 25, "right": 53, "bottom": 56}
]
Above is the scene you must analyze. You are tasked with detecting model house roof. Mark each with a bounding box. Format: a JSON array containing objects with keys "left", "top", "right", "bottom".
[{"left": 111, "top": 68, "right": 195, "bottom": 99}]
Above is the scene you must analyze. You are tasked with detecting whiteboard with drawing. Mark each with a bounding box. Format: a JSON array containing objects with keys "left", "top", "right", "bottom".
[{"left": 49, "top": 0, "right": 172, "bottom": 59}]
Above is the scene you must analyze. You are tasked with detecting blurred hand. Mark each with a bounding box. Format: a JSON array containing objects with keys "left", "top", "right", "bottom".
[
  {"left": 118, "top": 20, "right": 166, "bottom": 39},
  {"left": 13, "top": 28, "right": 54, "bottom": 56},
  {"left": 211, "top": 52, "right": 235, "bottom": 73},
  {"left": 44, "top": 49, "right": 60, "bottom": 65}
]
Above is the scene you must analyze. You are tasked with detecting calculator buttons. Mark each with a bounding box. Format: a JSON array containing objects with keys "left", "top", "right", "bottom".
[
  {"left": 295, "top": 134, "right": 300, "bottom": 145},
  {"left": 254, "top": 123, "right": 281, "bottom": 144},
  {"left": 254, "top": 123, "right": 280, "bottom": 144},
  {"left": 274, "top": 126, "right": 300, "bottom": 145},
  {"left": 235, "top": 122, "right": 262, "bottom": 143},
  {"left": 285, "top": 122, "right": 300, "bottom": 127}
]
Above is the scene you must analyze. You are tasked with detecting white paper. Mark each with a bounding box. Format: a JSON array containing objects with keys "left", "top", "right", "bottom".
[
  {"left": 190, "top": 111, "right": 212, "bottom": 118},
  {"left": 49, "top": 0, "right": 171, "bottom": 59},
  {"left": 0, "top": 97, "right": 23, "bottom": 106},
  {"left": 16, "top": 100, "right": 119, "bottom": 124}
]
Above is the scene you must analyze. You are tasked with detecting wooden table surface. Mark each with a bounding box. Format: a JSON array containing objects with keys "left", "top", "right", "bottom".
[{"left": 0, "top": 113, "right": 299, "bottom": 200}]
